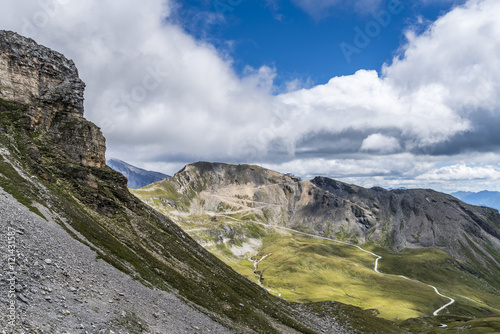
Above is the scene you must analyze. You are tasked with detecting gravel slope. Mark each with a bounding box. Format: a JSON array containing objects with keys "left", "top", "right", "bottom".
[{"left": 0, "top": 187, "right": 235, "bottom": 334}]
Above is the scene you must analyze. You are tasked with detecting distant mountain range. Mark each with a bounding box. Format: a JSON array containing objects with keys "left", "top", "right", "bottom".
[
  {"left": 107, "top": 158, "right": 170, "bottom": 188},
  {"left": 451, "top": 191, "right": 500, "bottom": 211}
]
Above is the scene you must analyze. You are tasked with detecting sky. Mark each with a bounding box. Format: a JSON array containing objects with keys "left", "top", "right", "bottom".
[{"left": 1, "top": 0, "right": 500, "bottom": 193}]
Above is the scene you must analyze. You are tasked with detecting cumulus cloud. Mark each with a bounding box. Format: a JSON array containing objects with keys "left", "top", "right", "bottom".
[
  {"left": 273, "top": 0, "right": 500, "bottom": 161},
  {"left": 383, "top": 0, "right": 500, "bottom": 113},
  {"left": 361, "top": 134, "right": 401, "bottom": 153},
  {"left": 265, "top": 0, "right": 500, "bottom": 190},
  {"left": 263, "top": 154, "right": 425, "bottom": 180},
  {"left": 274, "top": 69, "right": 470, "bottom": 153},
  {"left": 264, "top": 154, "right": 500, "bottom": 192},
  {"left": 0, "top": 0, "right": 277, "bottom": 163},
  {"left": 1, "top": 0, "right": 500, "bottom": 192},
  {"left": 417, "top": 164, "right": 500, "bottom": 181}
]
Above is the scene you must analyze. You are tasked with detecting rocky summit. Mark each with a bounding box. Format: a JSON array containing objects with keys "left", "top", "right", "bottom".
[{"left": 0, "top": 31, "right": 403, "bottom": 333}]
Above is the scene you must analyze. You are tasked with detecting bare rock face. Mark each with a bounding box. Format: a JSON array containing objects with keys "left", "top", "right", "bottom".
[{"left": 0, "top": 30, "right": 105, "bottom": 168}]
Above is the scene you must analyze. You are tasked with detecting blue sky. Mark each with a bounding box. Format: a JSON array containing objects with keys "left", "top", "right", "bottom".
[
  {"left": 2, "top": 0, "right": 500, "bottom": 192},
  {"left": 174, "top": 0, "right": 463, "bottom": 89}
]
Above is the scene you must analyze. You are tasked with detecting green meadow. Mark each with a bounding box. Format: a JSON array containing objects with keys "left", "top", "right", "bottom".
[{"left": 131, "top": 187, "right": 500, "bottom": 326}]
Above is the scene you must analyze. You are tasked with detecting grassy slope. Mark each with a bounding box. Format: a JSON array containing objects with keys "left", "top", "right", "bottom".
[
  {"left": 402, "top": 315, "right": 500, "bottom": 333},
  {"left": 185, "top": 218, "right": 500, "bottom": 321},
  {"left": 257, "top": 235, "right": 444, "bottom": 320},
  {"left": 375, "top": 246, "right": 500, "bottom": 318},
  {"left": 0, "top": 98, "right": 327, "bottom": 333},
  {"left": 132, "top": 175, "right": 500, "bottom": 330}
]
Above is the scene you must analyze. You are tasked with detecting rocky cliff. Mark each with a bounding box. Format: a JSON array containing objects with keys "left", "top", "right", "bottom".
[{"left": 0, "top": 30, "right": 105, "bottom": 168}]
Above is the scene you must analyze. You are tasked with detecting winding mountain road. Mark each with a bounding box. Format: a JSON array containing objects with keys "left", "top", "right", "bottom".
[
  {"left": 430, "top": 286, "right": 456, "bottom": 316},
  {"left": 219, "top": 214, "right": 456, "bottom": 316}
]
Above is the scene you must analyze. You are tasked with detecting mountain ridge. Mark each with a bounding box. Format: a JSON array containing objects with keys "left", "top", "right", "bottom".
[
  {"left": 107, "top": 158, "right": 170, "bottom": 188},
  {"left": 132, "top": 161, "right": 500, "bottom": 325},
  {"left": 451, "top": 190, "right": 500, "bottom": 212},
  {"left": 169, "top": 162, "right": 500, "bottom": 247},
  {"left": 135, "top": 161, "right": 500, "bottom": 291}
]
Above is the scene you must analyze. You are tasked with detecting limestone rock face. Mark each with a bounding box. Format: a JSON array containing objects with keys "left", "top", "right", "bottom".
[{"left": 0, "top": 30, "right": 105, "bottom": 168}]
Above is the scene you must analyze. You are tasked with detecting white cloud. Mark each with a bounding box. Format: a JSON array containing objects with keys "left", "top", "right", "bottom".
[
  {"left": 383, "top": 0, "right": 500, "bottom": 114},
  {"left": 241, "top": 65, "right": 277, "bottom": 93},
  {"left": 1, "top": 0, "right": 500, "bottom": 192},
  {"left": 417, "top": 164, "right": 500, "bottom": 181},
  {"left": 263, "top": 154, "right": 500, "bottom": 192},
  {"left": 274, "top": 69, "right": 470, "bottom": 151},
  {"left": 361, "top": 134, "right": 401, "bottom": 153},
  {"left": 0, "top": 0, "right": 277, "bottom": 163},
  {"left": 263, "top": 154, "right": 424, "bottom": 180}
]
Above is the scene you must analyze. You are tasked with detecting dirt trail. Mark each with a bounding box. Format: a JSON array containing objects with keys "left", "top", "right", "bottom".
[
  {"left": 252, "top": 253, "right": 272, "bottom": 287},
  {"left": 218, "top": 214, "right": 456, "bottom": 316}
]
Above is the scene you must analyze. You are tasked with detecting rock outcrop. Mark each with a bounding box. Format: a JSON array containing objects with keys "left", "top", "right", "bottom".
[{"left": 0, "top": 30, "right": 105, "bottom": 168}]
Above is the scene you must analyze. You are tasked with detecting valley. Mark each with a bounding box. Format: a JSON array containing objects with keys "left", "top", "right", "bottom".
[{"left": 132, "top": 162, "right": 500, "bottom": 328}]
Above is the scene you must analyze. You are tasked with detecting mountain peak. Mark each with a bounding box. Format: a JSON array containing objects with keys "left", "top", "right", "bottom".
[
  {"left": 174, "top": 162, "right": 302, "bottom": 191},
  {"left": 141, "top": 162, "right": 500, "bottom": 262},
  {"left": 107, "top": 158, "right": 170, "bottom": 188}
]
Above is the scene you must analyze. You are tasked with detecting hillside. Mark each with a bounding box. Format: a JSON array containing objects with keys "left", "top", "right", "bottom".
[
  {"left": 107, "top": 158, "right": 170, "bottom": 189},
  {"left": 0, "top": 30, "right": 402, "bottom": 333},
  {"left": 132, "top": 162, "right": 500, "bottom": 327}
]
